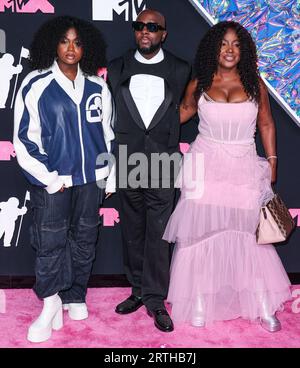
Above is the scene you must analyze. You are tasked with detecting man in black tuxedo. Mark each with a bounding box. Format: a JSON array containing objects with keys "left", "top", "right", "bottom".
[{"left": 108, "top": 9, "right": 190, "bottom": 332}]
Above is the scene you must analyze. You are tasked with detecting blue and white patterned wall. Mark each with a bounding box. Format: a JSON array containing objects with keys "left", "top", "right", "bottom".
[{"left": 189, "top": 0, "right": 300, "bottom": 126}]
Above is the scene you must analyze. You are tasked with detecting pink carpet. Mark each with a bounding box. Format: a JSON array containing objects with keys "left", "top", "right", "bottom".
[{"left": 0, "top": 287, "right": 300, "bottom": 348}]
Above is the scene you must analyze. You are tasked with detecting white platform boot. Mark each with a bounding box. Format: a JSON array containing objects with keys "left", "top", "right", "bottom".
[
  {"left": 191, "top": 295, "right": 205, "bottom": 327},
  {"left": 63, "top": 303, "right": 88, "bottom": 320},
  {"left": 27, "top": 294, "right": 63, "bottom": 343}
]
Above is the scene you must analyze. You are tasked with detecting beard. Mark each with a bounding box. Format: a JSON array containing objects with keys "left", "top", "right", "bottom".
[{"left": 137, "top": 41, "right": 161, "bottom": 55}]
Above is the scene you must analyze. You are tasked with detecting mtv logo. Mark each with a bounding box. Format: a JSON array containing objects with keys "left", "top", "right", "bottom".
[
  {"left": 179, "top": 142, "right": 190, "bottom": 154},
  {"left": 99, "top": 208, "right": 120, "bottom": 226},
  {"left": 289, "top": 209, "right": 300, "bottom": 227},
  {"left": 97, "top": 67, "right": 107, "bottom": 82},
  {"left": 0, "top": 0, "right": 54, "bottom": 13},
  {"left": 0, "top": 141, "right": 16, "bottom": 161},
  {"left": 92, "top": 0, "right": 146, "bottom": 21}
]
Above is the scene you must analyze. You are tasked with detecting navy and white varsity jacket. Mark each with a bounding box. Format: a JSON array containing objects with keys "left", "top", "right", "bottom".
[{"left": 14, "top": 61, "right": 115, "bottom": 194}]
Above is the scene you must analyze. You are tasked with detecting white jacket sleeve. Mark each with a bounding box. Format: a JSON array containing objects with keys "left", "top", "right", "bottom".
[
  {"left": 101, "top": 81, "right": 115, "bottom": 152},
  {"left": 13, "top": 76, "right": 64, "bottom": 194},
  {"left": 101, "top": 81, "right": 116, "bottom": 193}
]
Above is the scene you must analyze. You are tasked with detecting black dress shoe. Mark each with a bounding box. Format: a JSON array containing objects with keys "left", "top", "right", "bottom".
[
  {"left": 115, "top": 295, "right": 143, "bottom": 314},
  {"left": 147, "top": 308, "right": 174, "bottom": 332}
]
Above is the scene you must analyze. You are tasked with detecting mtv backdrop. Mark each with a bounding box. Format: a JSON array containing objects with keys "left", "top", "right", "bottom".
[{"left": 0, "top": 0, "right": 299, "bottom": 280}]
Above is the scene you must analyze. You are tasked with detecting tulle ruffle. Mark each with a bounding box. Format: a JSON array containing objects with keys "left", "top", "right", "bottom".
[
  {"left": 167, "top": 230, "right": 291, "bottom": 325},
  {"left": 163, "top": 134, "right": 291, "bottom": 326}
]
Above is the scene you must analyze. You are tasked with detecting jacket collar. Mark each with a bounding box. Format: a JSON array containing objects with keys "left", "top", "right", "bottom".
[
  {"left": 121, "top": 78, "right": 173, "bottom": 132},
  {"left": 119, "top": 49, "right": 172, "bottom": 86},
  {"left": 134, "top": 48, "right": 164, "bottom": 64},
  {"left": 51, "top": 60, "right": 85, "bottom": 105},
  {"left": 118, "top": 50, "right": 175, "bottom": 131}
]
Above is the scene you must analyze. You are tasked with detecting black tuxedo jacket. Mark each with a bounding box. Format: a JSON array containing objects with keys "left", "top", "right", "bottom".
[{"left": 108, "top": 49, "right": 191, "bottom": 188}]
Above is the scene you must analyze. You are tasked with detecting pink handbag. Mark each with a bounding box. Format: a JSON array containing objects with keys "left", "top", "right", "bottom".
[{"left": 256, "top": 193, "right": 295, "bottom": 245}]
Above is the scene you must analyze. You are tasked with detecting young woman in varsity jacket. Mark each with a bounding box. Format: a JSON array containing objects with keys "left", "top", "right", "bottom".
[{"left": 13, "top": 16, "right": 115, "bottom": 343}]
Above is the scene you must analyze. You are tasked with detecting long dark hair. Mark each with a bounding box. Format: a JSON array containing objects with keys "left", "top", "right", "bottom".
[
  {"left": 194, "top": 21, "right": 260, "bottom": 103},
  {"left": 29, "top": 15, "right": 107, "bottom": 75}
]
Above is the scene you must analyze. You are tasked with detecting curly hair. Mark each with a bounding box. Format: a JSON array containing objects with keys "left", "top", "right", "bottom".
[
  {"left": 29, "top": 15, "right": 107, "bottom": 75},
  {"left": 194, "top": 21, "right": 260, "bottom": 103}
]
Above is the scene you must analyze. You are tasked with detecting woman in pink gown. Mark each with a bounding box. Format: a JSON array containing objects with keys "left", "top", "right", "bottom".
[{"left": 163, "top": 21, "right": 291, "bottom": 332}]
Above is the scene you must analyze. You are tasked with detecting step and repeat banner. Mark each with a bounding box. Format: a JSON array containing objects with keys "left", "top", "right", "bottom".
[{"left": 0, "top": 0, "right": 299, "bottom": 277}]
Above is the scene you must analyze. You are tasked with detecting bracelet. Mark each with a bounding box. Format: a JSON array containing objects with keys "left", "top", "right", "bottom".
[{"left": 267, "top": 155, "right": 277, "bottom": 160}]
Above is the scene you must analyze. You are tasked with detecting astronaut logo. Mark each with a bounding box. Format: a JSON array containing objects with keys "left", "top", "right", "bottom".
[
  {"left": 92, "top": 0, "right": 146, "bottom": 21},
  {"left": 99, "top": 208, "right": 120, "bottom": 226},
  {"left": 0, "top": 28, "right": 5, "bottom": 53},
  {"left": 0, "top": 0, "right": 54, "bottom": 13},
  {"left": 0, "top": 141, "right": 16, "bottom": 161},
  {"left": 292, "top": 289, "right": 300, "bottom": 314},
  {"left": 86, "top": 93, "right": 102, "bottom": 123},
  {"left": 0, "top": 290, "right": 5, "bottom": 313},
  {"left": 0, "top": 192, "right": 29, "bottom": 248},
  {"left": 0, "top": 53, "right": 22, "bottom": 109},
  {"left": 0, "top": 47, "right": 29, "bottom": 109}
]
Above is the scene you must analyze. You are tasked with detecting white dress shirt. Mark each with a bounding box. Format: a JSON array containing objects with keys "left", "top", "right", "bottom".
[{"left": 129, "top": 49, "right": 165, "bottom": 129}]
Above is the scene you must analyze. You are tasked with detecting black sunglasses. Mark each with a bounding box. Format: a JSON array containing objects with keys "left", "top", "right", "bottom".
[{"left": 132, "top": 21, "right": 166, "bottom": 33}]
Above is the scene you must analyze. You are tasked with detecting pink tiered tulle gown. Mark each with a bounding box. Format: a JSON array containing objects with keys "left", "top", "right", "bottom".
[{"left": 163, "top": 93, "right": 291, "bottom": 326}]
